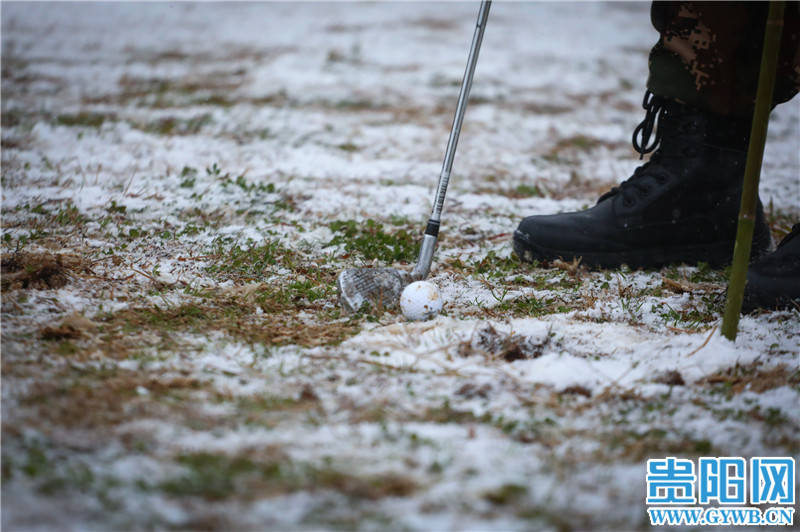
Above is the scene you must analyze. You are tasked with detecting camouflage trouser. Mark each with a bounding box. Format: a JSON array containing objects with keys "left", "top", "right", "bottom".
[{"left": 647, "top": 1, "right": 800, "bottom": 117}]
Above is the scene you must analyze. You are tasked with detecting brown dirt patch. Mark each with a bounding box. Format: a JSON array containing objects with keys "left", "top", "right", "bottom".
[
  {"left": 40, "top": 312, "right": 98, "bottom": 340},
  {"left": 1, "top": 251, "right": 89, "bottom": 291},
  {"left": 458, "top": 324, "right": 551, "bottom": 362}
]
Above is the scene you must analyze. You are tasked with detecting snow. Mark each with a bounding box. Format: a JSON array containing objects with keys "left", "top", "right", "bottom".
[{"left": 2, "top": 2, "right": 799, "bottom": 531}]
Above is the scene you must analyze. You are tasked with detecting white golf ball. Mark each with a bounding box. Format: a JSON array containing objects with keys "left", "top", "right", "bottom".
[{"left": 400, "top": 281, "right": 443, "bottom": 321}]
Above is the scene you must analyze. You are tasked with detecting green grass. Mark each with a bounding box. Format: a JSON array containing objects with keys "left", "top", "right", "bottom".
[
  {"left": 21, "top": 444, "right": 50, "bottom": 478},
  {"left": 602, "top": 427, "right": 717, "bottom": 461},
  {"left": 662, "top": 262, "right": 727, "bottom": 284},
  {"left": 207, "top": 238, "right": 293, "bottom": 280},
  {"left": 2, "top": 108, "right": 25, "bottom": 128},
  {"left": 514, "top": 184, "right": 544, "bottom": 198},
  {"left": 8, "top": 439, "right": 114, "bottom": 497},
  {"left": 337, "top": 142, "right": 360, "bottom": 152},
  {"left": 161, "top": 453, "right": 272, "bottom": 500},
  {"left": 484, "top": 483, "right": 528, "bottom": 505},
  {"left": 139, "top": 114, "right": 212, "bottom": 135},
  {"left": 105, "top": 200, "right": 127, "bottom": 215},
  {"left": 496, "top": 295, "right": 572, "bottom": 317},
  {"left": 56, "top": 340, "right": 80, "bottom": 356},
  {"left": 56, "top": 112, "right": 110, "bottom": 128},
  {"left": 328, "top": 219, "right": 418, "bottom": 263},
  {"left": 158, "top": 452, "right": 416, "bottom": 501},
  {"left": 53, "top": 204, "right": 89, "bottom": 226},
  {"left": 178, "top": 166, "right": 198, "bottom": 188},
  {"left": 221, "top": 174, "right": 276, "bottom": 194},
  {"left": 192, "top": 94, "right": 235, "bottom": 107},
  {"left": 654, "top": 293, "right": 722, "bottom": 330},
  {"left": 470, "top": 250, "right": 523, "bottom": 277}
]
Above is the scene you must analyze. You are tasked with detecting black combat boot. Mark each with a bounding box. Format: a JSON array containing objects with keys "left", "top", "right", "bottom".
[
  {"left": 514, "top": 91, "right": 773, "bottom": 269},
  {"left": 742, "top": 224, "right": 800, "bottom": 312}
]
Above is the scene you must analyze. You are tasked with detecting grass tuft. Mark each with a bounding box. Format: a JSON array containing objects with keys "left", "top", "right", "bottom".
[
  {"left": 56, "top": 112, "right": 110, "bottom": 128},
  {"left": 328, "top": 219, "right": 418, "bottom": 263}
]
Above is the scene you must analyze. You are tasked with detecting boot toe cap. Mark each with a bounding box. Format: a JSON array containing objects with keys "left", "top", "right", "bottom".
[{"left": 516, "top": 211, "right": 619, "bottom": 253}]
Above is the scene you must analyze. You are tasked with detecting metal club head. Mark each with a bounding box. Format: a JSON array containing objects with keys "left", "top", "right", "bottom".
[{"left": 337, "top": 267, "right": 411, "bottom": 312}]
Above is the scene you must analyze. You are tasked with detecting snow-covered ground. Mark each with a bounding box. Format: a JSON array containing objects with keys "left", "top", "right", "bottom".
[{"left": 2, "top": 3, "right": 798, "bottom": 530}]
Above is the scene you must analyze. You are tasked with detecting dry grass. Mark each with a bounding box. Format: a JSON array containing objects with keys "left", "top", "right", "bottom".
[
  {"left": 18, "top": 368, "right": 209, "bottom": 431},
  {"left": 701, "top": 363, "right": 799, "bottom": 395},
  {"left": 1, "top": 251, "right": 90, "bottom": 291},
  {"left": 93, "top": 287, "right": 360, "bottom": 350}
]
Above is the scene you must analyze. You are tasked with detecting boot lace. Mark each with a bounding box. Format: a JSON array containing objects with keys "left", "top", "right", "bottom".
[
  {"left": 632, "top": 90, "right": 667, "bottom": 159},
  {"left": 598, "top": 91, "right": 671, "bottom": 206},
  {"left": 598, "top": 161, "right": 670, "bottom": 206}
]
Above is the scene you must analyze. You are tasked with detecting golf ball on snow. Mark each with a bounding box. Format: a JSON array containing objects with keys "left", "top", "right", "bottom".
[{"left": 400, "top": 281, "right": 443, "bottom": 321}]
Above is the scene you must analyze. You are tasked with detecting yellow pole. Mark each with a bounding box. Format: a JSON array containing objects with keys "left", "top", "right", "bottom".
[{"left": 721, "top": 1, "right": 785, "bottom": 341}]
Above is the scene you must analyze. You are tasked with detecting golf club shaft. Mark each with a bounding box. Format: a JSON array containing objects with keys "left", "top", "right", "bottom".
[{"left": 411, "top": 0, "right": 491, "bottom": 280}]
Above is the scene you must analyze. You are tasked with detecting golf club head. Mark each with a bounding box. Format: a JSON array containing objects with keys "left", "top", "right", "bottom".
[{"left": 337, "top": 267, "right": 411, "bottom": 312}]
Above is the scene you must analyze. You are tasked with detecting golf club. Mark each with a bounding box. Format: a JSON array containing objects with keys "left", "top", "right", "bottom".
[{"left": 337, "top": 0, "right": 491, "bottom": 312}]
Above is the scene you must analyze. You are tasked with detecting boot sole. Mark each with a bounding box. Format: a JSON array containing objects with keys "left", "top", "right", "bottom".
[{"left": 513, "top": 229, "right": 739, "bottom": 269}]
